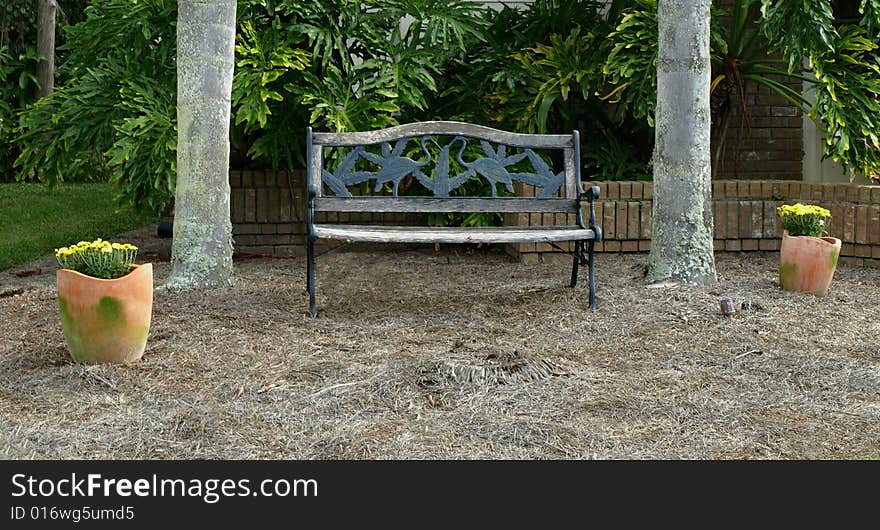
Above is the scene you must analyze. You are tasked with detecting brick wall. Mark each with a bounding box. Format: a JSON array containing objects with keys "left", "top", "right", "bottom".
[
  {"left": 510, "top": 180, "right": 880, "bottom": 262},
  {"left": 230, "top": 169, "right": 422, "bottom": 257},
  {"left": 713, "top": 0, "right": 804, "bottom": 181},
  {"left": 230, "top": 169, "right": 308, "bottom": 257},
  {"left": 231, "top": 172, "right": 880, "bottom": 262},
  {"left": 715, "top": 77, "right": 804, "bottom": 181}
]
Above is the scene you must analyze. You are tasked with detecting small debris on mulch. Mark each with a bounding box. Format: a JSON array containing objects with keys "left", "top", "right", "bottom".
[{"left": 12, "top": 268, "right": 41, "bottom": 277}]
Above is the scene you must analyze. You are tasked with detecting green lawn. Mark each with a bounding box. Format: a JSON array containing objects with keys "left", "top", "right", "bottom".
[{"left": 0, "top": 183, "right": 158, "bottom": 271}]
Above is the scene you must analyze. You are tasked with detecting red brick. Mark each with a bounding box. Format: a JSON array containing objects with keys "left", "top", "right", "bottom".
[
  {"left": 725, "top": 182, "right": 738, "bottom": 198},
  {"left": 843, "top": 204, "right": 856, "bottom": 242},
  {"left": 627, "top": 202, "right": 640, "bottom": 241},
  {"left": 846, "top": 186, "right": 859, "bottom": 202},
  {"left": 855, "top": 245, "right": 872, "bottom": 258},
  {"left": 279, "top": 192, "right": 293, "bottom": 222},
  {"left": 277, "top": 223, "right": 301, "bottom": 235},
  {"left": 245, "top": 190, "right": 257, "bottom": 222},
  {"left": 713, "top": 201, "right": 726, "bottom": 239},
  {"left": 770, "top": 128, "right": 802, "bottom": 139},
  {"left": 750, "top": 201, "right": 764, "bottom": 238},
  {"left": 829, "top": 204, "right": 845, "bottom": 240},
  {"left": 231, "top": 189, "right": 245, "bottom": 223},
  {"left": 239, "top": 170, "right": 254, "bottom": 187},
  {"left": 603, "top": 202, "right": 616, "bottom": 240},
  {"left": 642, "top": 201, "right": 653, "bottom": 239},
  {"left": 749, "top": 182, "right": 761, "bottom": 199},
  {"left": 856, "top": 206, "right": 869, "bottom": 244},
  {"left": 870, "top": 206, "right": 880, "bottom": 244},
  {"left": 607, "top": 182, "right": 620, "bottom": 200},
  {"left": 622, "top": 241, "right": 639, "bottom": 252},
  {"left": 631, "top": 182, "right": 644, "bottom": 199},
  {"left": 257, "top": 189, "right": 269, "bottom": 223},
  {"left": 759, "top": 239, "right": 779, "bottom": 251},
  {"left": 738, "top": 201, "right": 752, "bottom": 239},
  {"left": 727, "top": 201, "right": 739, "bottom": 238},
  {"left": 268, "top": 190, "right": 280, "bottom": 223},
  {"left": 616, "top": 202, "right": 628, "bottom": 239},
  {"left": 763, "top": 201, "right": 778, "bottom": 238},
  {"left": 772, "top": 182, "right": 788, "bottom": 200}
]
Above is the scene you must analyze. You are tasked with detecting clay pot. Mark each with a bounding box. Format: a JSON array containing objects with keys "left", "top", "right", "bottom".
[
  {"left": 56, "top": 263, "right": 153, "bottom": 364},
  {"left": 779, "top": 230, "right": 841, "bottom": 296}
]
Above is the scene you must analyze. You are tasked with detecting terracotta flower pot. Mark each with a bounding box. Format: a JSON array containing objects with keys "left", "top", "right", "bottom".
[
  {"left": 56, "top": 263, "right": 153, "bottom": 364},
  {"left": 779, "top": 230, "right": 841, "bottom": 296}
]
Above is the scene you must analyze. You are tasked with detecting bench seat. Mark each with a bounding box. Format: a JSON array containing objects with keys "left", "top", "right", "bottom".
[
  {"left": 305, "top": 121, "right": 602, "bottom": 317},
  {"left": 314, "top": 224, "right": 597, "bottom": 244}
]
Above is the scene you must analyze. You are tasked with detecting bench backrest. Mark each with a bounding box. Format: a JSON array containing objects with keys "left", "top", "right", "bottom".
[{"left": 307, "top": 121, "right": 582, "bottom": 214}]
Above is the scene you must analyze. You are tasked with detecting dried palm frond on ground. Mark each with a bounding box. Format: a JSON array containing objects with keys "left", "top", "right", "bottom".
[{"left": 1, "top": 225, "right": 878, "bottom": 459}]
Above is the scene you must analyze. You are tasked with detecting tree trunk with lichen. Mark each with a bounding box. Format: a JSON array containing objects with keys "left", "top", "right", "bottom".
[
  {"left": 646, "top": 0, "right": 717, "bottom": 285},
  {"left": 37, "top": 0, "right": 57, "bottom": 99},
  {"left": 165, "top": 0, "right": 236, "bottom": 291}
]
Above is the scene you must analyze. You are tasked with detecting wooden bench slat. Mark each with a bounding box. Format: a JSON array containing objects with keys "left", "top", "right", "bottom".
[
  {"left": 314, "top": 197, "right": 577, "bottom": 213},
  {"left": 312, "top": 121, "right": 573, "bottom": 148},
  {"left": 314, "top": 224, "right": 596, "bottom": 244}
]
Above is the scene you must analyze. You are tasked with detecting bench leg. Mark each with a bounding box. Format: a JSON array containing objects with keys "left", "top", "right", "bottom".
[
  {"left": 588, "top": 239, "right": 597, "bottom": 312},
  {"left": 569, "top": 240, "right": 580, "bottom": 288},
  {"left": 307, "top": 237, "right": 316, "bottom": 318}
]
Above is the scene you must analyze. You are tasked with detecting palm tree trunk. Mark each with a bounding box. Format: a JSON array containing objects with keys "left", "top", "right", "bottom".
[
  {"left": 165, "top": 0, "right": 237, "bottom": 290},
  {"left": 646, "top": 0, "right": 717, "bottom": 285},
  {"left": 37, "top": 0, "right": 56, "bottom": 99}
]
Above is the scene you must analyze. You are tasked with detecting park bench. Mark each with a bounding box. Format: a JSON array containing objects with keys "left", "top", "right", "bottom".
[{"left": 305, "top": 121, "right": 603, "bottom": 318}]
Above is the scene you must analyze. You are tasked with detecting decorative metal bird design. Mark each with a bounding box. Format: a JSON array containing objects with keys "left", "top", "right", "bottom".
[
  {"left": 455, "top": 140, "right": 529, "bottom": 197},
  {"left": 412, "top": 136, "right": 469, "bottom": 197},
  {"left": 516, "top": 149, "right": 566, "bottom": 198},
  {"left": 322, "top": 146, "right": 372, "bottom": 197},
  {"left": 358, "top": 138, "right": 431, "bottom": 196}
]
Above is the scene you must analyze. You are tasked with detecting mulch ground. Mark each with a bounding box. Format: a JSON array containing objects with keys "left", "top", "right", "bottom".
[{"left": 1, "top": 224, "right": 878, "bottom": 459}]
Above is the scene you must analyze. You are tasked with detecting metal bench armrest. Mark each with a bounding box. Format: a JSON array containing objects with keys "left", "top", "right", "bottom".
[{"left": 577, "top": 185, "right": 602, "bottom": 242}]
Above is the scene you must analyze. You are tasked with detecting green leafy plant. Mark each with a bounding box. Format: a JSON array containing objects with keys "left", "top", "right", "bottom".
[
  {"left": 777, "top": 203, "right": 831, "bottom": 237},
  {"left": 55, "top": 238, "right": 139, "bottom": 279},
  {"left": 603, "top": 0, "right": 880, "bottom": 181},
  {"left": 14, "top": 0, "right": 486, "bottom": 213},
  {"left": 14, "top": 0, "right": 177, "bottom": 211}
]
